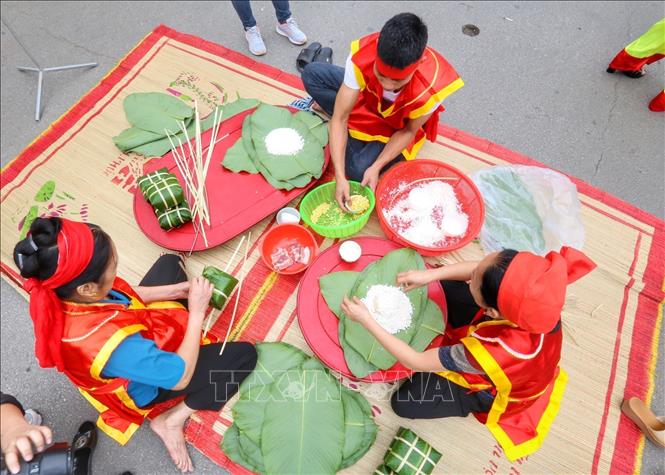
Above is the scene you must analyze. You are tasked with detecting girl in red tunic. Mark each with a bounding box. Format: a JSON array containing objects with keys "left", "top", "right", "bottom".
[
  {"left": 341, "top": 247, "right": 595, "bottom": 461},
  {"left": 13, "top": 218, "right": 257, "bottom": 473}
]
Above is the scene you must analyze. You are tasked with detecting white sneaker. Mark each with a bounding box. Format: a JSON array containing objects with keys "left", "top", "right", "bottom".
[
  {"left": 276, "top": 17, "right": 307, "bottom": 45},
  {"left": 245, "top": 26, "right": 267, "bottom": 56}
]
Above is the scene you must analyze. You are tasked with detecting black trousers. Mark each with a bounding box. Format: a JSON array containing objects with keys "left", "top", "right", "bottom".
[
  {"left": 391, "top": 280, "right": 492, "bottom": 419},
  {"left": 138, "top": 255, "right": 258, "bottom": 411}
]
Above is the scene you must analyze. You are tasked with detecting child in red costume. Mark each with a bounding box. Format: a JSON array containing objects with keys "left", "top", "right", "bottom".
[{"left": 342, "top": 247, "right": 596, "bottom": 461}]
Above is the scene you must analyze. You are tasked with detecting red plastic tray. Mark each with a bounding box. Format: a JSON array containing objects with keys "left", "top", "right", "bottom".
[
  {"left": 133, "top": 107, "right": 330, "bottom": 251},
  {"left": 297, "top": 237, "right": 447, "bottom": 382}
]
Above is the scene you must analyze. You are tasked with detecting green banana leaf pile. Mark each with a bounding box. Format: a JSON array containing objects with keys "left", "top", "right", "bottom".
[
  {"left": 222, "top": 342, "right": 377, "bottom": 474},
  {"left": 112, "top": 92, "right": 259, "bottom": 157},
  {"left": 222, "top": 104, "right": 328, "bottom": 190},
  {"left": 319, "top": 248, "right": 445, "bottom": 378}
]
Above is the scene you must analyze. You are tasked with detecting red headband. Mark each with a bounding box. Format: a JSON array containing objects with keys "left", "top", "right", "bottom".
[
  {"left": 375, "top": 56, "right": 421, "bottom": 80},
  {"left": 497, "top": 247, "right": 596, "bottom": 333},
  {"left": 23, "top": 219, "right": 95, "bottom": 370}
]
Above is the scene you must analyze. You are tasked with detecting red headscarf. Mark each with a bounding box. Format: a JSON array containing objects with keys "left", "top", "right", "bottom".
[
  {"left": 497, "top": 247, "right": 596, "bottom": 334},
  {"left": 375, "top": 56, "right": 421, "bottom": 80},
  {"left": 22, "top": 219, "right": 95, "bottom": 370}
]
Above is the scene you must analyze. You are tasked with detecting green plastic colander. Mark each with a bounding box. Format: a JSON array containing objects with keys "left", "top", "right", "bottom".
[{"left": 300, "top": 181, "right": 375, "bottom": 238}]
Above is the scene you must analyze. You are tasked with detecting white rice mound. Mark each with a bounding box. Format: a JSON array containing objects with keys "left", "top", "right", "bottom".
[
  {"left": 264, "top": 127, "right": 305, "bottom": 156},
  {"left": 361, "top": 284, "right": 413, "bottom": 334},
  {"left": 383, "top": 180, "right": 469, "bottom": 247}
]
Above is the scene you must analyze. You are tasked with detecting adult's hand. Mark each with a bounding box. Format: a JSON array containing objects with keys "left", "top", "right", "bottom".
[
  {"left": 1, "top": 404, "right": 52, "bottom": 474},
  {"left": 187, "top": 277, "right": 214, "bottom": 322},
  {"left": 335, "top": 177, "right": 351, "bottom": 210}
]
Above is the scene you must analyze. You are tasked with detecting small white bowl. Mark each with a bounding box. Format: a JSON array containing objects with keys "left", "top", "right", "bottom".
[
  {"left": 276, "top": 207, "right": 300, "bottom": 225},
  {"left": 339, "top": 240, "right": 362, "bottom": 263}
]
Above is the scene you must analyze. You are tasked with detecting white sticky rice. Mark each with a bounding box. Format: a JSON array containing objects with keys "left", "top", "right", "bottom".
[
  {"left": 264, "top": 128, "right": 305, "bottom": 155},
  {"left": 383, "top": 180, "right": 469, "bottom": 247},
  {"left": 361, "top": 284, "right": 413, "bottom": 334}
]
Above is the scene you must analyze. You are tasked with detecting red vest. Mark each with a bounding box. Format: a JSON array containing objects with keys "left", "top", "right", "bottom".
[
  {"left": 348, "top": 33, "right": 464, "bottom": 159},
  {"left": 59, "top": 278, "right": 196, "bottom": 445},
  {"left": 438, "top": 313, "right": 567, "bottom": 461}
]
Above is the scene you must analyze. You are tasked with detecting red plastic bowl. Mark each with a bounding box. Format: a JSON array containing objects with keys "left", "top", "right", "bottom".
[
  {"left": 375, "top": 159, "right": 485, "bottom": 256},
  {"left": 260, "top": 224, "right": 319, "bottom": 274}
]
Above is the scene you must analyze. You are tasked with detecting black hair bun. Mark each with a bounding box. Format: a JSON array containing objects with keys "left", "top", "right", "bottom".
[{"left": 12, "top": 218, "right": 62, "bottom": 279}]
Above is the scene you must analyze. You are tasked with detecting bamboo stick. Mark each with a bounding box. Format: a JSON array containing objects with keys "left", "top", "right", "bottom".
[
  {"left": 224, "top": 235, "right": 246, "bottom": 273},
  {"left": 219, "top": 231, "right": 251, "bottom": 356}
]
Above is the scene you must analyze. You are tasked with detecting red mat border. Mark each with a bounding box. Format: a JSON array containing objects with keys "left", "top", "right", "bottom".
[{"left": 1, "top": 24, "right": 663, "bottom": 474}]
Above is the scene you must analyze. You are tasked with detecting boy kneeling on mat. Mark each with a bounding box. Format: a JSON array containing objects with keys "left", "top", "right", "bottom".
[{"left": 301, "top": 12, "right": 464, "bottom": 209}]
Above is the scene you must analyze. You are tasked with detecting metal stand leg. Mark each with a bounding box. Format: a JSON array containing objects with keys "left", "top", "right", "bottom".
[
  {"left": 16, "top": 63, "right": 97, "bottom": 121},
  {"left": 4, "top": 18, "right": 98, "bottom": 121}
]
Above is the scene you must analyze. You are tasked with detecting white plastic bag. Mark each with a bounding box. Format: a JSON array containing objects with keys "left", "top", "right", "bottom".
[{"left": 472, "top": 165, "right": 585, "bottom": 255}]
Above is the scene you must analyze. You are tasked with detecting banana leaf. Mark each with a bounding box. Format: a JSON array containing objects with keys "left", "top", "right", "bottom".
[
  {"left": 155, "top": 204, "right": 191, "bottom": 230},
  {"left": 339, "top": 317, "right": 378, "bottom": 378},
  {"left": 250, "top": 104, "right": 324, "bottom": 181},
  {"left": 115, "top": 97, "right": 260, "bottom": 157},
  {"left": 233, "top": 343, "right": 308, "bottom": 444},
  {"left": 320, "top": 249, "right": 444, "bottom": 376},
  {"left": 221, "top": 424, "right": 265, "bottom": 474},
  {"left": 124, "top": 92, "right": 194, "bottom": 134},
  {"left": 261, "top": 358, "right": 344, "bottom": 475},
  {"left": 223, "top": 138, "right": 258, "bottom": 174},
  {"left": 407, "top": 299, "right": 445, "bottom": 351},
  {"left": 237, "top": 429, "right": 266, "bottom": 474},
  {"left": 340, "top": 388, "right": 378, "bottom": 468},
  {"left": 293, "top": 111, "right": 329, "bottom": 147},
  {"left": 345, "top": 249, "right": 427, "bottom": 369},
  {"left": 238, "top": 342, "right": 308, "bottom": 398},
  {"left": 202, "top": 266, "right": 239, "bottom": 310},
  {"left": 320, "top": 271, "right": 359, "bottom": 319},
  {"left": 319, "top": 270, "right": 380, "bottom": 377},
  {"left": 222, "top": 104, "right": 326, "bottom": 190}
]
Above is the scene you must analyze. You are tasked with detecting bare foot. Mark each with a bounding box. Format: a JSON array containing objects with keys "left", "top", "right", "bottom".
[{"left": 150, "top": 413, "right": 193, "bottom": 473}]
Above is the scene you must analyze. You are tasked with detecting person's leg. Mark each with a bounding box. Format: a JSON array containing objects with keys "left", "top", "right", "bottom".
[
  {"left": 231, "top": 0, "right": 257, "bottom": 29},
  {"left": 301, "top": 63, "right": 345, "bottom": 115},
  {"left": 344, "top": 139, "right": 404, "bottom": 182},
  {"left": 150, "top": 342, "right": 258, "bottom": 409},
  {"left": 271, "top": 0, "right": 292, "bottom": 23},
  {"left": 273, "top": 1, "right": 306, "bottom": 45},
  {"left": 139, "top": 254, "right": 187, "bottom": 287},
  {"left": 440, "top": 280, "right": 481, "bottom": 328},
  {"left": 391, "top": 372, "right": 491, "bottom": 419},
  {"left": 232, "top": 0, "right": 267, "bottom": 56},
  {"left": 149, "top": 342, "right": 257, "bottom": 472}
]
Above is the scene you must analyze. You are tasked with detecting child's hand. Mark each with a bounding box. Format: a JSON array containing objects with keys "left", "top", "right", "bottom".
[
  {"left": 396, "top": 269, "right": 431, "bottom": 291},
  {"left": 341, "top": 296, "right": 372, "bottom": 325}
]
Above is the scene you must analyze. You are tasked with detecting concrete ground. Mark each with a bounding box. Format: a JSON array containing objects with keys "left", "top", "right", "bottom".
[{"left": 1, "top": 1, "right": 663, "bottom": 474}]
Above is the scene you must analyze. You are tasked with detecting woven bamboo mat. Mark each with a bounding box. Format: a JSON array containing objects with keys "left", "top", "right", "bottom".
[{"left": 1, "top": 25, "right": 663, "bottom": 475}]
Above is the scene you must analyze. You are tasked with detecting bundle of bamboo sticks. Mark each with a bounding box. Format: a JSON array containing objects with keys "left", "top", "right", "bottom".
[{"left": 165, "top": 102, "right": 223, "bottom": 248}]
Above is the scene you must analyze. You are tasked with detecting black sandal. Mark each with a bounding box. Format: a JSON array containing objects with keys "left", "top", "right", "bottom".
[
  {"left": 313, "top": 47, "right": 333, "bottom": 65},
  {"left": 297, "top": 42, "right": 322, "bottom": 72}
]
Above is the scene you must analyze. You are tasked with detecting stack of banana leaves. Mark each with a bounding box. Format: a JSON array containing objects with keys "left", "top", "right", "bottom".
[
  {"left": 222, "top": 343, "right": 377, "bottom": 475},
  {"left": 112, "top": 92, "right": 259, "bottom": 157},
  {"left": 222, "top": 103, "right": 328, "bottom": 191},
  {"left": 320, "top": 249, "right": 445, "bottom": 378}
]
